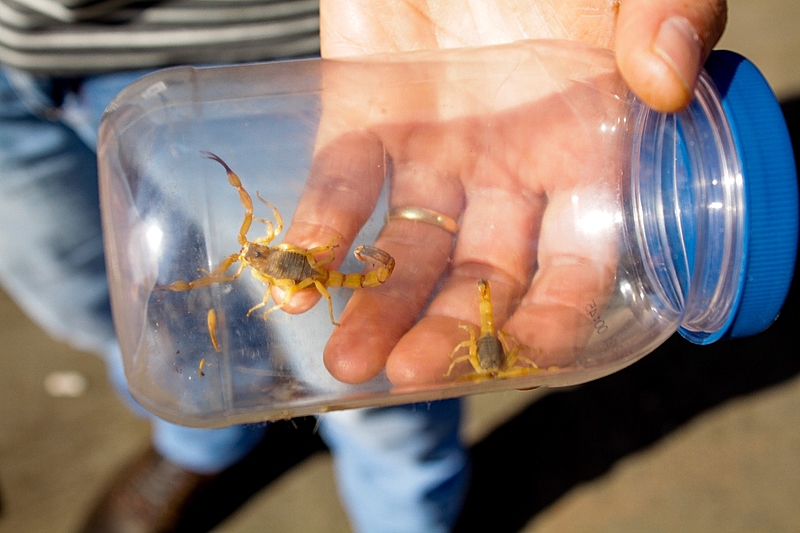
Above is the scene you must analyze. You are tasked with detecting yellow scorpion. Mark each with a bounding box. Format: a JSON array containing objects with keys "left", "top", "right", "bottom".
[
  {"left": 162, "top": 151, "right": 395, "bottom": 326},
  {"left": 445, "top": 279, "right": 539, "bottom": 379}
]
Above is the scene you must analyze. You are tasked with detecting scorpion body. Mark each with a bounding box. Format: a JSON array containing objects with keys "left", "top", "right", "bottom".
[
  {"left": 244, "top": 242, "right": 392, "bottom": 292},
  {"left": 163, "top": 151, "right": 395, "bottom": 326},
  {"left": 474, "top": 333, "right": 505, "bottom": 373}
]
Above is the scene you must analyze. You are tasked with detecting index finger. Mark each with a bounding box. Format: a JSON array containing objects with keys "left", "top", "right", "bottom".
[{"left": 276, "top": 130, "right": 387, "bottom": 315}]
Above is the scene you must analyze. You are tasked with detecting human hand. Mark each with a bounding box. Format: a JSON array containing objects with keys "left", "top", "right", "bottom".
[
  {"left": 276, "top": 1, "right": 727, "bottom": 386},
  {"left": 275, "top": 41, "right": 626, "bottom": 385}
]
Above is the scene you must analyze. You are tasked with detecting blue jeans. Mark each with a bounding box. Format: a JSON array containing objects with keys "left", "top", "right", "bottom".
[{"left": 0, "top": 66, "right": 468, "bottom": 532}]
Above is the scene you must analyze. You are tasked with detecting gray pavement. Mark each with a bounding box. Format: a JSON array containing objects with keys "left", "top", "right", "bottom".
[{"left": 2, "top": 1, "right": 800, "bottom": 531}]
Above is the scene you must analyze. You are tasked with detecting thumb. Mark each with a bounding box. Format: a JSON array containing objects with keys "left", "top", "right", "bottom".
[{"left": 615, "top": 0, "right": 727, "bottom": 112}]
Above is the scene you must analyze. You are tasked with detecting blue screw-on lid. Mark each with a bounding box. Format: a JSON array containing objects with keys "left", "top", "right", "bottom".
[{"left": 682, "top": 50, "right": 798, "bottom": 342}]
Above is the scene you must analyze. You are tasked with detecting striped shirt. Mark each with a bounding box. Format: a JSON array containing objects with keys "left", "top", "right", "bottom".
[{"left": 0, "top": 0, "right": 320, "bottom": 74}]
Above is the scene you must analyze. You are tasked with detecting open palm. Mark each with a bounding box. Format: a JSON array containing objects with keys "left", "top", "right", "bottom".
[{"left": 281, "top": 0, "right": 727, "bottom": 385}]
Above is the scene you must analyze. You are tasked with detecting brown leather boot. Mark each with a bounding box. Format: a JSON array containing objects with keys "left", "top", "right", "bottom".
[
  {"left": 78, "top": 418, "right": 326, "bottom": 533},
  {"left": 78, "top": 447, "right": 217, "bottom": 533}
]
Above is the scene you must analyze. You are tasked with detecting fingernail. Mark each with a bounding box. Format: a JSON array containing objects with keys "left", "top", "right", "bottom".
[{"left": 653, "top": 16, "right": 702, "bottom": 95}]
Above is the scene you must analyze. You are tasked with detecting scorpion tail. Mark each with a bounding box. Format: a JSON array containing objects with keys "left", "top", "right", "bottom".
[{"left": 327, "top": 245, "right": 395, "bottom": 289}]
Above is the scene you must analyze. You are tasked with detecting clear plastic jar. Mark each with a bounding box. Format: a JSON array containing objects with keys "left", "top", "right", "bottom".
[{"left": 99, "top": 40, "right": 798, "bottom": 427}]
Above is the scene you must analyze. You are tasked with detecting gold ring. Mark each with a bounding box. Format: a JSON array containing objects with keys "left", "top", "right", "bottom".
[{"left": 386, "top": 206, "right": 459, "bottom": 235}]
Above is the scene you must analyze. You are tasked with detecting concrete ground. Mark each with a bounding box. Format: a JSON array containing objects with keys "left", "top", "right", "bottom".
[{"left": 2, "top": 1, "right": 800, "bottom": 531}]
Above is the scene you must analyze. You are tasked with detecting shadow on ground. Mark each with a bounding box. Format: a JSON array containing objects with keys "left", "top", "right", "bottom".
[
  {"left": 131, "top": 98, "right": 800, "bottom": 533},
  {"left": 168, "top": 416, "right": 327, "bottom": 533}
]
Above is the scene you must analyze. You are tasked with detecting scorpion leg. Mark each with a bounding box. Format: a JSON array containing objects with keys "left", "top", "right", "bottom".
[
  {"left": 250, "top": 300, "right": 284, "bottom": 320},
  {"left": 249, "top": 277, "right": 338, "bottom": 326},
  {"left": 163, "top": 254, "right": 245, "bottom": 291},
  {"left": 246, "top": 279, "right": 280, "bottom": 317},
  {"left": 304, "top": 239, "right": 339, "bottom": 268},
  {"left": 282, "top": 276, "right": 338, "bottom": 326},
  {"left": 255, "top": 191, "right": 283, "bottom": 241},
  {"left": 311, "top": 280, "right": 337, "bottom": 326},
  {"left": 445, "top": 325, "right": 480, "bottom": 376},
  {"left": 263, "top": 275, "right": 338, "bottom": 325},
  {"left": 445, "top": 352, "right": 474, "bottom": 377},
  {"left": 499, "top": 331, "right": 538, "bottom": 369}
]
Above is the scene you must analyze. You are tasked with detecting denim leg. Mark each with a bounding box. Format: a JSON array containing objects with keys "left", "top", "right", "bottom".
[
  {"left": 99, "top": 341, "right": 269, "bottom": 473},
  {"left": 151, "top": 419, "right": 268, "bottom": 475},
  {"left": 2, "top": 68, "right": 470, "bottom": 507},
  {"left": 0, "top": 68, "right": 116, "bottom": 354},
  {"left": 319, "top": 400, "right": 469, "bottom": 533},
  {"left": 0, "top": 67, "right": 265, "bottom": 473}
]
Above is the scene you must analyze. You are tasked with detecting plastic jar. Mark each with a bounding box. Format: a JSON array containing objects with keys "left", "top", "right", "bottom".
[{"left": 98, "top": 40, "right": 798, "bottom": 427}]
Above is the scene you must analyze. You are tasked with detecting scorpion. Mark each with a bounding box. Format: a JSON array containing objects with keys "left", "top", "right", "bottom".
[
  {"left": 161, "top": 151, "right": 395, "bottom": 326},
  {"left": 445, "top": 279, "right": 539, "bottom": 379}
]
